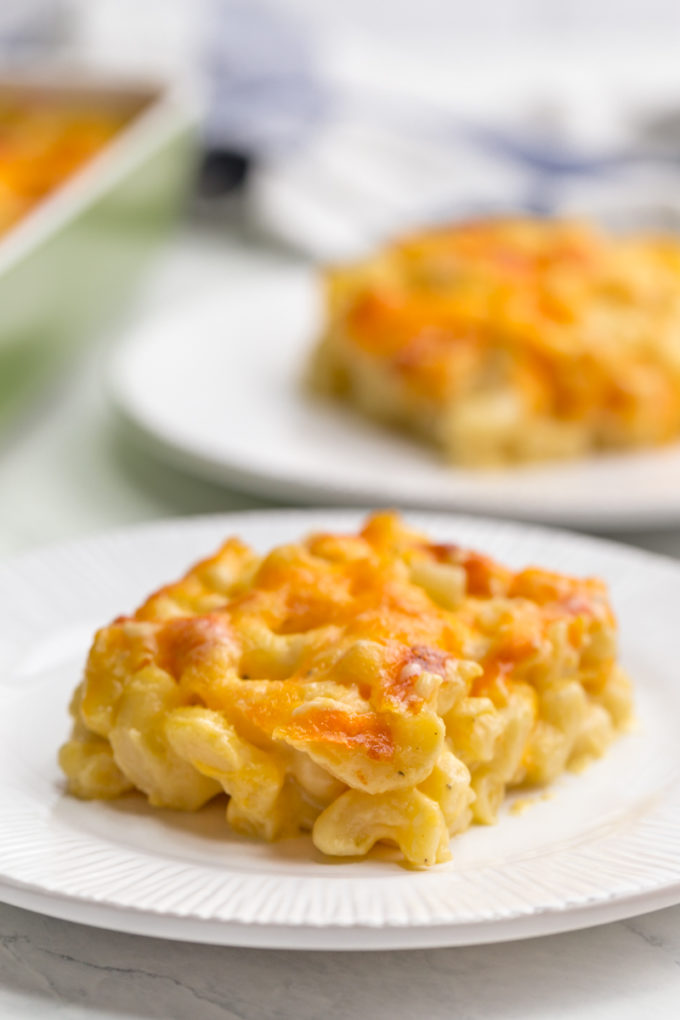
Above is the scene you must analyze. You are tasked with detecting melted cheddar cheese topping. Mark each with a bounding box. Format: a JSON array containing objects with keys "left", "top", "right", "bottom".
[{"left": 0, "top": 96, "right": 128, "bottom": 237}]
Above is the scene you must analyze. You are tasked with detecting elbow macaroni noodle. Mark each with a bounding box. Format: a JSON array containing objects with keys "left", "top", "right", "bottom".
[{"left": 59, "top": 512, "right": 633, "bottom": 866}]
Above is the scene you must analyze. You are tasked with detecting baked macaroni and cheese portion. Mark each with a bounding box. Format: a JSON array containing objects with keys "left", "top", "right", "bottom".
[
  {"left": 0, "top": 95, "right": 128, "bottom": 237},
  {"left": 309, "top": 218, "right": 680, "bottom": 465},
  {"left": 59, "top": 513, "right": 632, "bottom": 866}
]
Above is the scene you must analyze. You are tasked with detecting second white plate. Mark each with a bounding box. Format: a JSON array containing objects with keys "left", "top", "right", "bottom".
[{"left": 110, "top": 266, "right": 680, "bottom": 528}]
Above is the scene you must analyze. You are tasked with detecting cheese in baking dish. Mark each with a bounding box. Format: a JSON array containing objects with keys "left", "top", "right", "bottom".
[
  {"left": 59, "top": 513, "right": 633, "bottom": 866},
  {"left": 308, "top": 218, "right": 680, "bottom": 465},
  {"left": 0, "top": 97, "right": 128, "bottom": 237}
]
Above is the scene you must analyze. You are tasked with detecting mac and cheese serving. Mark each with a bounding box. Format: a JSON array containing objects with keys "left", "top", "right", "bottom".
[
  {"left": 0, "top": 95, "right": 128, "bottom": 237},
  {"left": 309, "top": 218, "right": 680, "bottom": 465},
  {"left": 60, "top": 513, "right": 632, "bottom": 866}
]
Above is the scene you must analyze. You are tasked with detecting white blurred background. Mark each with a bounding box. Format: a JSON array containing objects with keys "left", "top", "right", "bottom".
[
  {"left": 48, "top": 0, "right": 680, "bottom": 258},
  {"left": 3, "top": 0, "right": 680, "bottom": 552}
]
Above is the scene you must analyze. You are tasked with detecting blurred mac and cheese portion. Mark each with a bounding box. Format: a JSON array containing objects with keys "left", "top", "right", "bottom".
[
  {"left": 60, "top": 513, "right": 632, "bottom": 866},
  {"left": 310, "top": 218, "right": 680, "bottom": 465},
  {"left": 0, "top": 95, "right": 127, "bottom": 236}
]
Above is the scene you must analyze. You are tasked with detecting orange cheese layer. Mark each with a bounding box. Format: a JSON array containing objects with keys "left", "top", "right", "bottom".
[
  {"left": 81, "top": 512, "right": 616, "bottom": 761},
  {"left": 0, "top": 96, "right": 128, "bottom": 236}
]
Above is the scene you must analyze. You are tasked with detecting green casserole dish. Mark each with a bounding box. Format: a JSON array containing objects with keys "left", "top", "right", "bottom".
[{"left": 0, "top": 71, "right": 199, "bottom": 425}]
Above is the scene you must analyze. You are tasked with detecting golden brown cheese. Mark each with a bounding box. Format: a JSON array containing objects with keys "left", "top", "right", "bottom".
[
  {"left": 59, "top": 512, "right": 633, "bottom": 865},
  {"left": 0, "top": 96, "right": 128, "bottom": 236},
  {"left": 309, "top": 218, "right": 680, "bottom": 465}
]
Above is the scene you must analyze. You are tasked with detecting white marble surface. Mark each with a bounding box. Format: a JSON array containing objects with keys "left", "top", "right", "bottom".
[
  {"left": 2, "top": 224, "right": 680, "bottom": 1017},
  {"left": 1, "top": 901, "right": 680, "bottom": 1019}
]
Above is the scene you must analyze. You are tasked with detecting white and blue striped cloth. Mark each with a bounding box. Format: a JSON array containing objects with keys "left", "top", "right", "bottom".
[{"left": 203, "top": 0, "right": 680, "bottom": 258}]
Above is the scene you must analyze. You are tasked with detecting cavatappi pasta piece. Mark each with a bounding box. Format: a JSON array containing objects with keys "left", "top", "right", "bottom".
[
  {"left": 59, "top": 512, "right": 633, "bottom": 867},
  {"left": 313, "top": 787, "right": 451, "bottom": 866},
  {"left": 308, "top": 218, "right": 680, "bottom": 466}
]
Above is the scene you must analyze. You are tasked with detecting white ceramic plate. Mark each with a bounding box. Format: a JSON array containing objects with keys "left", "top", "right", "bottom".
[
  {"left": 110, "top": 266, "right": 680, "bottom": 529},
  {"left": 1, "top": 509, "right": 680, "bottom": 950}
]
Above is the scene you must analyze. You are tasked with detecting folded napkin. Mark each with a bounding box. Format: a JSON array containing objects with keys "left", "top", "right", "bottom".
[{"left": 204, "top": 0, "right": 680, "bottom": 260}]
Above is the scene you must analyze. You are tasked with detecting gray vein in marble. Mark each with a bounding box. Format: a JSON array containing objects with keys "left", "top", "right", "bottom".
[{"left": 623, "top": 915, "right": 680, "bottom": 965}]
